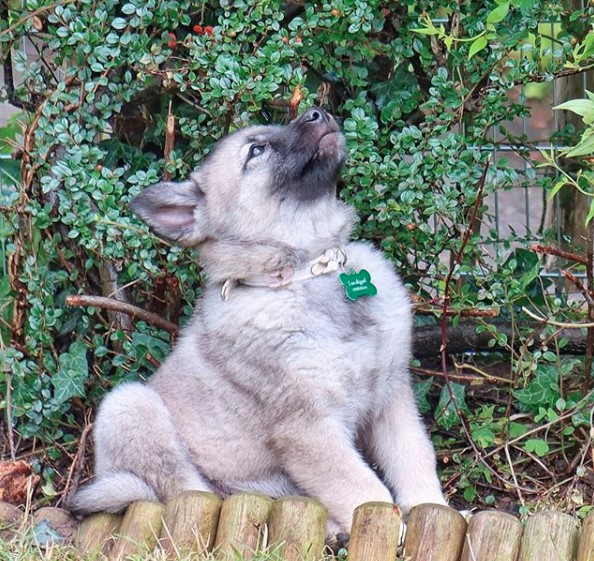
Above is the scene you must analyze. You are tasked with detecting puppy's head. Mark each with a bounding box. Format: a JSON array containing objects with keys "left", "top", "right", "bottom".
[{"left": 130, "top": 107, "right": 345, "bottom": 246}]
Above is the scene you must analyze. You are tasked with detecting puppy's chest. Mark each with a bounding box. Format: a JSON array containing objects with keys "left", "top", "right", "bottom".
[{"left": 247, "top": 283, "right": 396, "bottom": 394}]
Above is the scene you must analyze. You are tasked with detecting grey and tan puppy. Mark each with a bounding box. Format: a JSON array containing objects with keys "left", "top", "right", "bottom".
[{"left": 69, "top": 107, "right": 446, "bottom": 533}]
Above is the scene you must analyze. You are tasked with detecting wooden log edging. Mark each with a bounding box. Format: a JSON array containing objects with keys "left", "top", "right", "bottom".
[
  {"left": 160, "top": 491, "right": 222, "bottom": 557},
  {"left": 578, "top": 510, "right": 594, "bottom": 561},
  {"left": 404, "top": 504, "right": 468, "bottom": 561},
  {"left": 110, "top": 500, "right": 165, "bottom": 560},
  {"left": 213, "top": 491, "right": 273, "bottom": 559},
  {"left": 2, "top": 495, "right": 594, "bottom": 560},
  {"left": 77, "top": 512, "right": 122, "bottom": 557},
  {"left": 518, "top": 511, "right": 579, "bottom": 561},
  {"left": 347, "top": 501, "right": 402, "bottom": 561},
  {"left": 267, "top": 496, "right": 327, "bottom": 561},
  {"left": 460, "top": 510, "right": 523, "bottom": 561}
]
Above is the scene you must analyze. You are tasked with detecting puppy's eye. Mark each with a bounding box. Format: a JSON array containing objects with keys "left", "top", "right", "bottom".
[{"left": 248, "top": 144, "right": 266, "bottom": 160}]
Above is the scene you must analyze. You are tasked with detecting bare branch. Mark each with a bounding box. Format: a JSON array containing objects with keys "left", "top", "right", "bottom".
[
  {"left": 530, "top": 243, "right": 588, "bottom": 265},
  {"left": 65, "top": 295, "right": 180, "bottom": 334}
]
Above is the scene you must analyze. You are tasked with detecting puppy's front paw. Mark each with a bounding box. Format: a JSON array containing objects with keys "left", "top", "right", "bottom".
[
  {"left": 325, "top": 519, "right": 349, "bottom": 554},
  {"left": 325, "top": 532, "right": 349, "bottom": 558}
]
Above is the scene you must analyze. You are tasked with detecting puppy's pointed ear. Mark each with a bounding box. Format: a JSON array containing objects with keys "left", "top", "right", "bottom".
[{"left": 129, "top": 175, "right": 207, "bottom": 246}]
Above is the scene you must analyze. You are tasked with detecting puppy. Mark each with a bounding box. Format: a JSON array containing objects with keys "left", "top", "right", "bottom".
[{"left": 69, "top": 107, "right": 446, "bottom": 534}]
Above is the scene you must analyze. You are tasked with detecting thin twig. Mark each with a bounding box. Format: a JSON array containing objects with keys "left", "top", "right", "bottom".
[
  {"left": 65, "top": 294, "right": 180, "bottom": 334},
  {"left": 411, "top": 366, "right": 482, "bottom": 384},
  {"left": 60, "top": 418, "right": 93, "bottom": 506},
  {"left": 440, "top": 158, "right": 491, "bottom": 358},
  {"left": 561, "top": 270, "right": 594, "bottom": 307},
  {"left": 414, "top": 304, "right": 499, "bottom": 318},
  {"left": 503, "top": 444, "right": 525, "bottom": 507},
  {"left": 163, "top": 100, "right": 175, "bottom": 182},
  {"left": 510, "top": 443, "right": 555, "bottom": 477},
  {"left": 522, "top": 306, "right": 594, "bottom": 328},
  {"left": 583, "top": 223, "right": 594, "bottom": 393},
  {"left": 451, "top": 360, "right": 512, "bottom": 385}
]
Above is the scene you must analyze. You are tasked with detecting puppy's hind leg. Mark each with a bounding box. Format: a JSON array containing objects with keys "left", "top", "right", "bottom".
[{"left": 68, "top": 383, "right": 210, "bottom": 514}]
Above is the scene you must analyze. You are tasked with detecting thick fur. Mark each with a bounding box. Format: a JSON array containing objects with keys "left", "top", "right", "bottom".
[{"left": 69, "top": 108, "right": 446, "bottom": 532}]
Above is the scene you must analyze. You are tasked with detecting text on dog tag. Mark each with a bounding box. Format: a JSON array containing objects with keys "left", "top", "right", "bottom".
[{"left": 339, "top": 269, "right": 377, "bottom": 301}]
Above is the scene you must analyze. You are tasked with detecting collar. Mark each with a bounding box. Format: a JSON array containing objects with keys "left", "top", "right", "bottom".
[{"left": 220, "top": 247, "right": 347, "bottom": 301}]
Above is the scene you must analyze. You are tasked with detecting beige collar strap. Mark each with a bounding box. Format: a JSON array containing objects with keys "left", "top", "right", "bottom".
[{"left": 220, "top": 247, "right": 347, "bottom": 301}]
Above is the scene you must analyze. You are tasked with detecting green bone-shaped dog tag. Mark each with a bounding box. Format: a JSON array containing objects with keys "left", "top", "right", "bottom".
[{"left": 339, "top": 269, "right": 377, "bottom": 301}]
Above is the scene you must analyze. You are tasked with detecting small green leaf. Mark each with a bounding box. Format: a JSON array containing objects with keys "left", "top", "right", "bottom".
[
  {"left": 472, "top": 426, "right": 496, "bottom": 448},
  {"left": 486, "top": 2, "right": 510, "bottom": 24},
  {"left": 508, "top": 422, "right": 528, "bottom": 438},
  {"left": 542, "top": 351, "right": 557, "bottom": 362},
  {"left": 463, "top": 486, "right": 476, "bottom": 502},
  {"left": 548, "top": 178, "right": 567, "bottom": 200},
  {"left": 436, "top": 383, "right": 467, "bottom": 430},
  {"left": 41, "top": 482, "right": 58, "bottom": 498},
  {"left": 524, "top": 439, "right": 550, "bottom": 457},
  {"left": 468, "top": 36, "right": 488, "bottom": 58},
  {"left": 111, "top": 17, "right": 127, "bottom": 30}
]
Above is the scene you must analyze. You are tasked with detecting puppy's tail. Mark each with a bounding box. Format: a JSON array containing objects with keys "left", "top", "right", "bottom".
[{"left": 67, "top": 472, "right": 158, "bottom": 515}]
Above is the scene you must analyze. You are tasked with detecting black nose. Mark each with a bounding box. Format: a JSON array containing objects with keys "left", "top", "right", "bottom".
[{"left": 301, "top": 107, "right": 328, "bottom": 124}]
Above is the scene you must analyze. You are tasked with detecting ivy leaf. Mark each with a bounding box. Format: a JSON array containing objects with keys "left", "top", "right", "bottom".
[
  {"left": 131, "top": 332, "right": 170, "bottom": 364},
  {"left": 513, "top": 365, "right": 559, "bottom": 408},
  {"left": 414, "top": 379, "right": 433, "bottom": 414},
  {"left": 51, "top": 341, "right": 89, "bottom": 404}
]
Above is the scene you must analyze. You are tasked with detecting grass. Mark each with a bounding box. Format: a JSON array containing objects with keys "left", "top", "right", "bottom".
[
  {"left": 0, "top": 527, "right": 334, "bottom": 561},
  {"left": 0, "top": 538, "right": 298, "bottom": 561},
  {"left": 0, "top": 535, "right": 79, "bottom": 561}
]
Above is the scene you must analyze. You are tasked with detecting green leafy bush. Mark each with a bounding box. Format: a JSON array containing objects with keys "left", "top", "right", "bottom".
[{"left": 1, "top": 0, "right": 594, "bottom": 512}]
